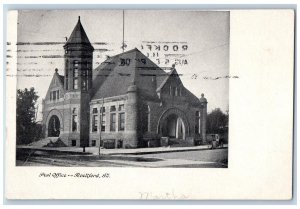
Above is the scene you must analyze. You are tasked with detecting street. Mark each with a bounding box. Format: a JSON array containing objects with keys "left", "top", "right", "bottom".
[{"left": 16, "top": 148, "right": 228, "bottom": 168}]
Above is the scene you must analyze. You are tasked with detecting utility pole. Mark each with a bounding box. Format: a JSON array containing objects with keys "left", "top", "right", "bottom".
[
  {"left": 122, "top": 10, "right": 125, "bottom": 52},
  {"left": 98, "top": 98, "right": 104, "bottom": 157}
]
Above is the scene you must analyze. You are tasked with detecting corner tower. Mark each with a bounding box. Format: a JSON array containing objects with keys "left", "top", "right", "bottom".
[
  {"left": 61, "top": 17, "right": 94, "bottom": 147},
  {"left": 63, "top": 16, "right": 94, "bottom": 92}
]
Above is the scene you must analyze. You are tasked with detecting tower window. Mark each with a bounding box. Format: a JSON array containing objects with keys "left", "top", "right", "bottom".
[
  {"left": 74, "top": 68, "right": 78, "bottom": 77},
  {"left": 73, "top": 68, "right": 79, "bottom": 90},
  {"left": 73, "top": 78, "right": 78, "bottom": 90},
  {"left": 74, "top": 60, "right": 79, "bottom": 67},
  {"left": 82, "top": 79, "right": 87, "bottom": 91}
]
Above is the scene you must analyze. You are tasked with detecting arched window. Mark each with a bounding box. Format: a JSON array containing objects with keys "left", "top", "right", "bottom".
[
  {"left": 195, "top": 111, "right": 201, "bottom": 134},
  {"left": 145, "top": 105, "right": 150, "bottom": 132}
]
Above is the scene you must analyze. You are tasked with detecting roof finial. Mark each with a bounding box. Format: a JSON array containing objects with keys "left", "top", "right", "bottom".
[
  {"left": 55, "top": 68, "right": 58, "bottom": 73},
  {"left": 201, "top": 93, "right": 204, "bottom": 97},
  {"left": 172, "top": 63, "right": 176, "bottom": 68},
  {"left": 78, "top": 16, "right": 80, "bottom": 21}
]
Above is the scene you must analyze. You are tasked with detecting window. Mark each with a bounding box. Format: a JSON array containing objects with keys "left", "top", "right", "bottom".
[
  {"left": 53, "top": 91, "right": 56, "bottom": 100},
  {"left": 74, "top": 68, "right": 78, "bottom": 77},
  {"left": 110, "top": 105, "right": 116, "bottom": 112},
  {"left": 92, "top": 140, "right": 96, "bottom": 147},
  {"left": 92, "top": 108, "right": 98, "bottom": 114},
  {"left": 119, "top": 113, "right": 125, "bottom": 131},
  {"left": 92, "top": 108, "right": 98, "bottom": 132},
  {"left": 74, "top": 60, "right": 79, "bottom": 67},
  {"left": 101, "top": 114, "right": 106, "bottom": 132},
  {"left": 195, "top": 111, "right": 201, "bottom": 134},
  {"left": 110, "top": 113, "right": 116, "bottom": 132},
  {"left": 118, "top": 104, "right": 124, "bottom": 111},
  {"left": 50, "top": 90, "right": 60, "bottom": 101},
  {"left": 172, "top": 87, "right": 176, "bottom": 96},
  {"left": 72, "top": 108, "right": 77, "bottom": 114},
  {"left": 72, "top": 140, "right": 76, "bottom": 146},
  {"left": 100, "top": 107, "right": 106, "bottom": 132},
  {"left": 72, "top": 108, "right": 78, "bottom": 132},
  {"left": 73, "top": 78, "right": 78, "bottom": 90},
  {"left": 72, "top": 115, "right": 78, "bottom": 132},
  {"left": 92, "top": 115, "right": 98, "bottom": 132},
  {"left": 175, "top": 87, "right": 178, "bottom": 96},
  {"left": 82, "top": 79, "right": 87, "bottom": 91},
  {"left": 169, "top": 86, "right": 172, "bottom": 96},
  {"left": 145, "top": 105, "right": 150, "bottom": 132}
]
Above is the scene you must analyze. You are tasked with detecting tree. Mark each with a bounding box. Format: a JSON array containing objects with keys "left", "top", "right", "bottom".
[
  {"left": 16, "top": 87, "right": 39, "bottom": 145},
  {"left": 206, "top": 108, "right": 228, "bottom": 134}
]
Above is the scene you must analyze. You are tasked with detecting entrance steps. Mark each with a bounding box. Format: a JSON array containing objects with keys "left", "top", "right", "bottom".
[
  {"left": 168, "top": 138, "right": 194, "bottom": 147},
  {"left": 29, "top": 137, "right": 66, "bottom": 147}
]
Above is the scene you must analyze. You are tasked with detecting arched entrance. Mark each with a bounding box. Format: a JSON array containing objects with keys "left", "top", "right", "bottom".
[
  {"left": 163, "top": 114, "right": 185, "bottom": 139},
  {"left": 157, "top": 108, "right": 189, "bottom": 140},
  {"left": 48, "top": 115, "right": 60, "bottom": 137}
]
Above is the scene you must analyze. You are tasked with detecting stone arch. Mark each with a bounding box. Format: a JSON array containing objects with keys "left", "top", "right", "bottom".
[
  {"left": 45, "top": 109, "right": 63, "bottom": 137},
  {"left": 157, "top": 107, "right": 190, "bottom": 140}
]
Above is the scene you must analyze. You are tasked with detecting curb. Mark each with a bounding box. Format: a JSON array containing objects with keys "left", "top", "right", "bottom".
[{"left": 17, "top": 146, "right": 228, "bottom": 156}]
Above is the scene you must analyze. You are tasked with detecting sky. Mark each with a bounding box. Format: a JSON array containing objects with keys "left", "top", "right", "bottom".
[{"left": 10, "top": 10, "right": 229, "bottom": 120}]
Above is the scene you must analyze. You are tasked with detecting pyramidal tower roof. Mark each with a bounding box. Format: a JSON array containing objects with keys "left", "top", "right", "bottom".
[{"left": 64, "top": 16, "right": 93, "bottom": 48}]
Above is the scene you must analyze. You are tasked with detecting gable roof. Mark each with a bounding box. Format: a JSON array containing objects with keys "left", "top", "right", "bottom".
[
  {"left": 156, "top": 68, "right": 182, "bottom": 92},
  {"left": 91, "top": 48, "right": 167, "bottom": 100},
  {"left": 91, "top": 48, "right": 201, "bottom": 106},
  {"left": 44, "top": 71, "right": 65, "bottom": 101},
  {"left": 64, "top": 17, "right": 93, "bottom": 48}
]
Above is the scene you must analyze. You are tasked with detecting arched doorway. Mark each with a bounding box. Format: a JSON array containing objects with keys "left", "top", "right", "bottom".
[
  {"left": 163, "top": 114, "right": 185, "bottom": 139},
  {"left": 48, "top": 115, "right": 60, "bottom": 137},
  {"left": 158, "top": 108, "right": 189, "bottom": 140}
]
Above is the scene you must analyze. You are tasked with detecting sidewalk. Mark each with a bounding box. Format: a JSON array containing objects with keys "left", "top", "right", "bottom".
[{"left": 17, "top": 144, "right": 228, "bottom": 155}]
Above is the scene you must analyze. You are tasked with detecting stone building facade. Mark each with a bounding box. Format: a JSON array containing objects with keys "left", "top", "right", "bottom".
[{"left": 42, "top": 17, "right": 208, "bottom": 148}]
